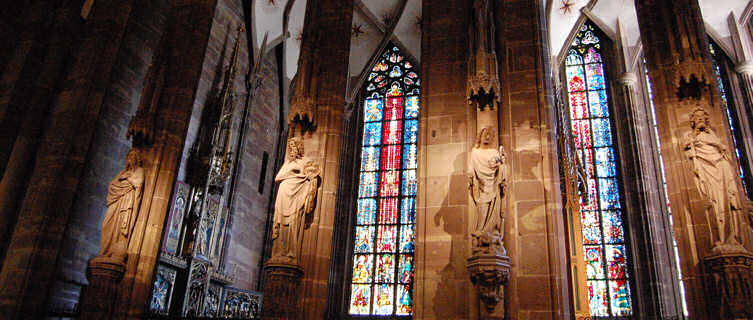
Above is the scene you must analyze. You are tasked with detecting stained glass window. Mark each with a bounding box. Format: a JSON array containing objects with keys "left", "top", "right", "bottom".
[
  {"left": 565, "top": 22, "right": 632, "bottom": 317},
  {"left": 349, "top": 44, "right": 419, "bottom": 317}
]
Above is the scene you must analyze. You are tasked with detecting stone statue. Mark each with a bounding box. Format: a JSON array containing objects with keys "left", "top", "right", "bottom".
[
  {"left": 270, "top": 137, "right": 320, "bottom": 264},
  {"left": 468, "top": 127, "right": 507, "bottom": 255},
  {"left": 684, "top": 107, "right": 745, "bottom": 252},
  {"left": 99, "top": 149, "right": 145, "bottom": 262}
]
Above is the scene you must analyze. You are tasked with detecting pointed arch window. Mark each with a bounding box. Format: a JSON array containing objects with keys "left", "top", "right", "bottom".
[
  {"left": 564, "top": 22, "right": 633, "bottom": 317},
  {"left": 347, "top": 44, "right": 419, "bottom": 317}
]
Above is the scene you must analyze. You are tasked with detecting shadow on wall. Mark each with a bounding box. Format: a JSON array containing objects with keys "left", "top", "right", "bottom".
[{"left": 432, "top": 153, "right": 469, "bottom": 319}]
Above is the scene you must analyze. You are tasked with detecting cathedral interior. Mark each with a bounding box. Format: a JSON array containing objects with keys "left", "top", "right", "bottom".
[{"left": 2, "top": 0, "right": 753, "bottom": 319}]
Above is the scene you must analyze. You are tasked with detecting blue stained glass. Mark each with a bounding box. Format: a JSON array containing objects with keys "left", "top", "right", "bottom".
[
  {"left": 591, "top": 118, "right": 612, "bottom": 147},
  {"left": 398, "top": 255, "right": 414, "bottom": 284},
  {"left": 403, "top": 120, "right": 418, "bottom": 144},
  {"left": 396, "top": 285, "right": 412, "bottom": 315},
  {"left": 595, "top": 148, "right": 616, "bottom": 177},
  {"left": 402, "top": 170, "right": 417, "bottom": 196},
  {"left": 359, "top": 172, "right": 378, "bottom": 198},
  {"left": 405, "top": 96, "right": 419, "bottom": 119},
  {"left": 364, "top": 99, "right": 383, "bottom": 122},
  {"left": 399, "top": 225, "right": 415, "bottom": 253},
  {"left": 368, "top": 72, "right": 378, "bottom": 81},
  {"left": 602, "top": 211, "right": 624, "bottom": 244},
  {"left": 390, "top": 66, "right": 403, "bottom": 78},
  {"left": 598, "top": 178, "right": 621, "bottom": 210},
  {"left": 357, "top": 199, "right": 377, "bottom": 225},
  {"left": 361, "top": 146, "right": 381, "bottom": 171},
  {"left": 401, "top": 198, "right": 416, "bottom": 224},
  {"left": 363, "top": 122, "right": 383, "bottom": 146},
  {"left": 586, "top": 63, "right": 605, "bottom": 90},
  {"left": 566, "top": 49, "right": 584, "bottom": 66},
  {"left": 354, "top": 226, "right": 375, "bottom": 253},
  {"left": 588, "top": 90, "right": 609, "bottom": 118},
  {"left": 402, "top": 144, "right": 417, "bottom": 169}
]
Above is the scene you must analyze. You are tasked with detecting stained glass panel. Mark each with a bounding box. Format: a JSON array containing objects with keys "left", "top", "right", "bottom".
[
  {"left": 399, "top": 224, "right": 415, "bottom": 253},
  {"left": 565, "top": 22, "right": 631, "bottom": 317},
  {"left": 376, "top": 226, "right": 397, "bottom": 253},
  {"left": 363, "top": 122, "right": 383, "bottom": 146},
  {"left": 353, "top": 255, "right": 374, "bottom": 283},
  {"left": 378, "top": 198, "right": 399, "bottom": 224},
  {"left": 351, "top": 43, "right": 418, "bottom": 317},
  {"left": 350, "top": 285, "right": 372, "bottom": 314},
  {"left": 375, "top": 254, "right": 396, "bottom": 283},
  {"left": 373, "top": 284, "right": 394, "bottom": 315},
  {"left": 588, "top": 280, "right": 609, "bottom": 317},
  {"left": 354, "top": 226, "right": 375, "bottom": 253},
  {"left": 357, "top": 199, "right": 377, "bottom": 225}
]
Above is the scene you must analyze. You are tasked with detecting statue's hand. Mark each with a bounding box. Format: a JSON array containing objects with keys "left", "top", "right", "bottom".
[{"left": 272, "top": 223, "right": 280, "bottom": 239}]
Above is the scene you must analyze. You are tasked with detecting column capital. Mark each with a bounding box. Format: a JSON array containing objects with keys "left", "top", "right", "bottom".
[
  {"left": 735, "top": 61, "right": 753, "bottom": 76},
  {"left": 618, "top": 72, "right": 639, "bottom": 88}
]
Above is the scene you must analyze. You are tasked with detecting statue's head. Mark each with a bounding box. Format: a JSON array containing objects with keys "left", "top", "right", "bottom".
[
  {"left": 690, "top": 107, "right": 710, "bottom": 131},
  {"left": 474, "top": 127, "right": 495, "bottom": 148},
  {"left": 125, "top": 148, "right": 142, "bottom": 169},
  {"left": 287, "top": 137, "right": 305, "bottom": 161}
]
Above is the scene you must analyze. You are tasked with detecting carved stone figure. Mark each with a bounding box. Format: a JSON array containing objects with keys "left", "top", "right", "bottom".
[
  {"left": 468, "top": 127, "right": 507, "bottom": 255},
  {"left": 99, "top": 149, "right": 145, "bottom": 262},
  {"left": 270, "top": 137, "right": 320, "bottom": 264},
  {"left": 684, "top": 107, "right": 745, "bottom": 252}
]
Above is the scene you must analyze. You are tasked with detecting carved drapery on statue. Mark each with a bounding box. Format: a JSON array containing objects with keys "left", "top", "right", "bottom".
[
  {"left": 684, "top": 107, "right": 746, "bottom": 253},
  {"left": 99, "top": 149, "right": 145, "bottom": 262},
  {"left": 467, "top": 0, "right": 501, "bottom": 110},
  {"left": 469, "top": 127, "right": 507, "bottom": 255},
  {"left": 269, "top": 137, "right": 320, "bottom": 265},
  {"left": 467, "top": 126, "right": 510, "bottom": 314}
]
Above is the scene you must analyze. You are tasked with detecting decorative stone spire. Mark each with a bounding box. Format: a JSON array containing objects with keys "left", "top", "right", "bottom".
[{"left": 466, "top": 0, "right": 501, "bottom": 111}]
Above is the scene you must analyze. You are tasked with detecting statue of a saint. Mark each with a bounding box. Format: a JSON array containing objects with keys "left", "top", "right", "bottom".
[
  {"left": 99, "top": 149, "right": 145, "bottom": 262},
  {"left": 468, "top": 127, "right": 507, "bottom": 254},
  {"left": 684, "top": 107, "right": 745, "bottom": 251},
  {"left": 270, "top": 137, "right": 320, "bottom": 264}
]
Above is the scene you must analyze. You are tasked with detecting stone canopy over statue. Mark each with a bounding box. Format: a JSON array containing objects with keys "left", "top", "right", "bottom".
[
  {"left": 99, "top": 149, "right": 145, "bottom": 263},
  {"left": 468, "top": 127, "right": 507, "bottom": 255},
  {"left": 684, "top": 107, "right": 748, "bottom": 253},
  {"left": 269, "top": 137, "right": 321, "bottom": 265}
]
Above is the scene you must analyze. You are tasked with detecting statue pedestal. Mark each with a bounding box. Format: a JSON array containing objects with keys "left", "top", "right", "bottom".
[
  {"left": 467, "top": 253, "right": 510, "bottom": 318},
  {"left": 79, "top": 256, "right": 125, "bottom": 320},
  {"left": 262, "top": 262, "right": 304, "bottom": 320},
  {"left": 703, "top": 250, "right": 753, "bottom": 319}
]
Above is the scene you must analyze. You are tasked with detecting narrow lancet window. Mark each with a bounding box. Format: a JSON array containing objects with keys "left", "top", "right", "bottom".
[
  {"left": 565, "top": 22, "right": 633, "bottom": 317},
  {"left": 348, "top": 44, "right": 419, "bottom": 317}
]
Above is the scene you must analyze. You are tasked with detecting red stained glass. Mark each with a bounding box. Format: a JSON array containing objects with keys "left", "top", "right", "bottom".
[
  {"left": 379, "top": 171, "right": 400, "bottom": 197},
  {"left": 380, "top": 145, "right": 402, "bottom": 170},
  {"left": 378, "top": 198, "right": 398, "bottom": 224},
  {"left": 571, "top": 119, "right": 592, "bottom": 149},
  {"left": 569, "top": 91, "right": 588, "bottom": 119},
  {"left": 382, "top": 120, "right": 403, "bottom": 145},
  {"left": 385, "top": 97, "right": 404, "bottom": 120},
  {"left": 376, "top": 226, "right": 397, "bottom": 253}
]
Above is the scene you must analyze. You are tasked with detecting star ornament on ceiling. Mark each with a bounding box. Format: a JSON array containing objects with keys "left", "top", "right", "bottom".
[
  {"left": 352, "top": 24, "right": 365, "bottom": 38},
  {"left": 560, "top": 0, "right": 576, "bottom": 15}
]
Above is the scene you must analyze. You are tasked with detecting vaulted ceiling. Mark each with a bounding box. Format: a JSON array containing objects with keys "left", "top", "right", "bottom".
[{"left": 249, "top": 0, "right": 751, "bottom": 90}]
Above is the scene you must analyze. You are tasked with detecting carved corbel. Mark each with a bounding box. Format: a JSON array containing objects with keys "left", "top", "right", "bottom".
[{"left": 467, "top": 253, "right": 511, "bottom": 313}]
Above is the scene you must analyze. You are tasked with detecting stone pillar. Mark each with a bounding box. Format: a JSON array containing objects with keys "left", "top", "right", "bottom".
[
  {"left": 635, "top": 0, "right": 753, "bottom": 318},
  {"left": 261, "top": 263, "right": 303, "bottom": 320},
  {"left": 735, "top": 61, "right": 753, "bottom": 108},
  {"left": 0, "top": 1, "right": 137, "bottom": 318},
  {"left": 79, "top": 257, "right": 126, "bottom": 320}
]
